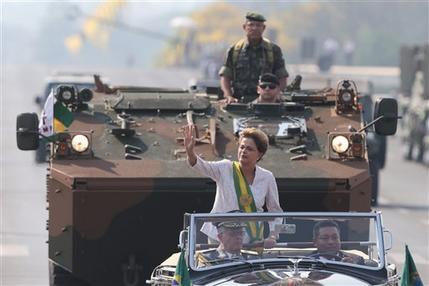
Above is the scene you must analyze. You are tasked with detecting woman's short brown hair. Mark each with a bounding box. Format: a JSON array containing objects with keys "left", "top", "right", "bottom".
[{"left": 239, "top": 128, "right": 269, "bottom": 156}]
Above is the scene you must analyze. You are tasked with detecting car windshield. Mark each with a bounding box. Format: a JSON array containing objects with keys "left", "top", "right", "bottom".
[{"left": 188, "top": 212, "right": 384, "bottom": 271}]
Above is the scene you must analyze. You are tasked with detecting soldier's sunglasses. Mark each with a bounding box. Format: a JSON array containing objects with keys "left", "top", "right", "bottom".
[{"left": 259, "top": 83, "right": 277, "bottom": 90}]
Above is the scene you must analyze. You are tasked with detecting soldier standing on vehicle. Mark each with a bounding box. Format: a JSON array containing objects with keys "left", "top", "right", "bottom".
[{"left": 219, "top": 12, "right": 289, "bottom": 103}]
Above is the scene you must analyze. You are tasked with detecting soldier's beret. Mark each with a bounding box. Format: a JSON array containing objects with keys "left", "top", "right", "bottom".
[
  {"left": 215, "top": 221, "right": 245, "bottom": 233},
  {"left": 246, "top": 12, "right": 266, "bottom": 22},
  {"left": 259, "top": 73, "right": 280, "bottom": 85}
]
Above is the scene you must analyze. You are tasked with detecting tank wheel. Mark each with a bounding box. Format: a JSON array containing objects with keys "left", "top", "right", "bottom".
[{"left": 49, "top": 262, "right": 89, "bottom": 286}]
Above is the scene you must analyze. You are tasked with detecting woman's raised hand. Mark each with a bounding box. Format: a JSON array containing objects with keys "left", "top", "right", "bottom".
[{"left": 183, "top": 124, "right": 197, "bottom": 166}]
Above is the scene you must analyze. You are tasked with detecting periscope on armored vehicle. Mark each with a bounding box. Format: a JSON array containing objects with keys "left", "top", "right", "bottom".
[{"left": 16, "top": 75, "right": 399, "bottom": 285}]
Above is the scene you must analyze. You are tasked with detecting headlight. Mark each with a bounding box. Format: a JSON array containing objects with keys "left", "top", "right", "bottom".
[
  {"left": 332, "top": 135, "right": 350, "bottom": 153},
  {"left": 62, "top": 90, "right": 72, "bottom": 100},
  {"left": 71, "top": 134, "right": 89, "bottom": 153},
  {"left": 56, "top": 85, "right": 76, "bottom": 105},
  {"left": 328, "top": 132, "right": 366, "bottom": 160},
  {"left": 341, "top": 92, "right": 352, "bottom": 102},
  {"left": 335, "top": 80, "right": 359, "bottom": 114},
  {"left": 78, "top": 88, "right": 93, "bottom": 102}
]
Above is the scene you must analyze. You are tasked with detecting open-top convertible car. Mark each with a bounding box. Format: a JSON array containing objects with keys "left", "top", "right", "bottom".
[{"left": 148, "top": 212, "right": 399, "bottom": 286}]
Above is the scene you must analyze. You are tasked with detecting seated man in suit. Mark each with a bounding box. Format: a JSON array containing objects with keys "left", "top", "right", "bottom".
[
  {"left": 196, "top": 221, "right": 258, "bottom": 267},
  {"left": 312, "top": 220, "right": 364, "bottom": 265}
]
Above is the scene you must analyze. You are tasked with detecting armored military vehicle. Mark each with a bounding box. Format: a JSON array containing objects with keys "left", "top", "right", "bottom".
[{"left": 16, "top": 76, "right": 398, "bottom": 286}]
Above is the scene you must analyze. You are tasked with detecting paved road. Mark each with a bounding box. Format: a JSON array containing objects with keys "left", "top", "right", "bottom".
[
  {"left": 376, "top": 136, "right": 429, "bottom": 283},
  {"left": 1, "top": 65, "right": 428, "bottom": 285}
]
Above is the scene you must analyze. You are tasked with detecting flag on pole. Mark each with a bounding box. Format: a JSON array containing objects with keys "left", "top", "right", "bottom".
[
  {"left": 38, "top": 89, "right": 74, "bottom": 137},
  {"left": 172, "top": 250, "right": 191, "bottom": 286},
  {"left": 401, "top": 245, "right": 423, "bottom": 286},
  {"left": 54, "top": 101, "right": 74, "bottom": 132},
  {"left": 39, "top": 89, "right": 55, "bottom": 137}
]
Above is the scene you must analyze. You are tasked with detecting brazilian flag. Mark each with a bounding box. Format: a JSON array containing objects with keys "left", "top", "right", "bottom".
[
  {"left": 54, "top": 101, "right": 73, "bottom": 132},
  {"left": 172, "top": 250, "right": 191, "bottom": 286},
  {"left": 401, "top": 245, "right": 423, "bottom": 286}
]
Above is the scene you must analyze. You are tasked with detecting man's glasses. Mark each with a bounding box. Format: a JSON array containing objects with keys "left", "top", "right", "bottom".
[{"left": 259, "top": 83, "right": 277, "bottom": 90}]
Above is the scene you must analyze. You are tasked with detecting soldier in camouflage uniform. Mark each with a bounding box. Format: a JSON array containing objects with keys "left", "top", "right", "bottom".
[{"left": 219, "top": 12, "right": 289, "bottom": 103}]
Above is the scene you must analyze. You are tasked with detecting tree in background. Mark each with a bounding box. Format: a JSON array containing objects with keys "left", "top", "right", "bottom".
[
  {"left": 158, "top": 2, "right": 242, "bottom": 68},
  {"left": 158, "top": 2, "right": 294, "bottom": 71},
  {"left": 159, "top": 1, "right": 428, "bottom": 68}
]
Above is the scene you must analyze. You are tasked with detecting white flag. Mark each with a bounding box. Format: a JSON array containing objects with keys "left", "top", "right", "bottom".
[{"left": 38, "top": 89, "right": 54, "bottom": 137}]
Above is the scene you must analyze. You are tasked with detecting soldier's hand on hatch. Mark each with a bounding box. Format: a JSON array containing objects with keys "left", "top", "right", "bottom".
[
  {"left": 224, "top": 96, "right": 239, "bottom": 104},
  {"left": 183, "top": 124, "right": 196, "bottom": 153}
]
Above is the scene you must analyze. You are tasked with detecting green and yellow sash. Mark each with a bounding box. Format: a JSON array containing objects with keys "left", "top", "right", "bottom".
[{"left": 232, "top": 161, "right": 263, "bottom": 243}]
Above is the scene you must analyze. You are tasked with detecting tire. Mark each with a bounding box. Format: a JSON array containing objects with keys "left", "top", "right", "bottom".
[
  {"left": 49, "top": 262, "right": 89, "bottom": 286},
  {"left": 35, "top": 141, "right": 47, "bottom": 163},
  {"left": 369, "top": 160, "right": 380, "bottom": 206},
  {"left": 377, "top": 136, "right": 387, "bottom": 169}
]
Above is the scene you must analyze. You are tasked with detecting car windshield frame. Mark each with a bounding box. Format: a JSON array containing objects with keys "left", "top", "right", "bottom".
[{"left": 187, "top": 211, "right": 386, "bottom": 272}]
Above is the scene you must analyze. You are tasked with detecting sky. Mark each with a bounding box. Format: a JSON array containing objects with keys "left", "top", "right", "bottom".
[
  {"left": 2, "top": 1, "right": 210, "bottom": 31},
  {"left": 1, "top": 1, "right": 213, "bottom": 66}
]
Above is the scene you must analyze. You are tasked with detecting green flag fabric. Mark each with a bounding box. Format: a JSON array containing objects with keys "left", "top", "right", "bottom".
[
  {"left": 232, "top": 161, "right": 263, "bottom": 243},
  {"left": 172, "top": 250, "right": 191, "bottom": 286},
  {"left": 401, "top": 245, "right": 423, "bottom": 286},
  {"left": 54, "top": 101, "right": 73, "bottom": 132}
]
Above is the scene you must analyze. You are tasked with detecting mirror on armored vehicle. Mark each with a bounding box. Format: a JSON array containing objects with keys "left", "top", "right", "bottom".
[
  {"left": 16, "top": 113, "right": 39, "bottom": 150},
  {"left": 373, "top": 97, "right": 398, "bottom": 135}
]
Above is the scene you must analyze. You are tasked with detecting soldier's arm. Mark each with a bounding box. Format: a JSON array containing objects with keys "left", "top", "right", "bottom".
[
  {"left": 219, "top": 47, "right": 237, "bottom": 103},
  {"left": 220, "top": 76, "right": 237, "bottom": 103}
]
